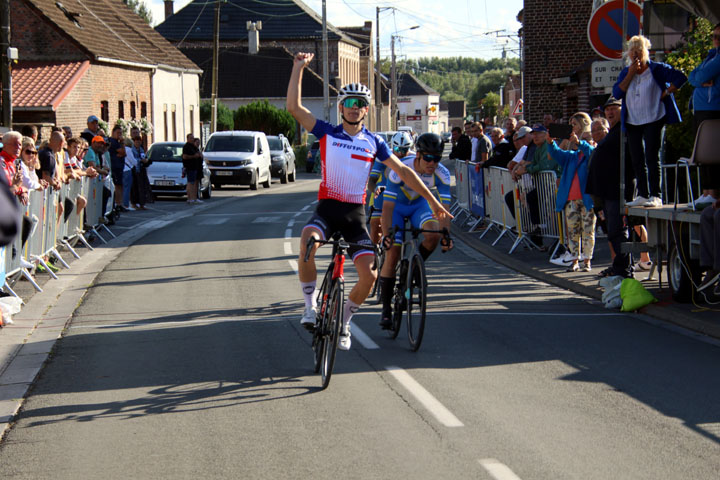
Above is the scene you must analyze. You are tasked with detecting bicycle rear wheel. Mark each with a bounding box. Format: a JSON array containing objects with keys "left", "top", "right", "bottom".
[
  {"left": 406, "top": 254, "right": 427, "bottom": 352},
  {"left": 320, "top": 279, "right": 343, "bottom": 389},
  {"left": 388, "top": 259, "right": 407, "bottom": 340},
  {"left": 371, "top": 248, "right": 385, "bottom": 304}
]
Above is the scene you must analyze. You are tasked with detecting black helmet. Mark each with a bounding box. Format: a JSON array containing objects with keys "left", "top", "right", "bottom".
[{"left": 415, "top": 133, "right": 444, "bottom": 156}]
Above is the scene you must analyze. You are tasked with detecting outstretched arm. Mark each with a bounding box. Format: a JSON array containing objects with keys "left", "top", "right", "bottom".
[
  {"left": 286, "top": 52, "right": 318, "bottom": 132},
  {"left": 383, "top": 154, "right": 453, "bottom": 223}
]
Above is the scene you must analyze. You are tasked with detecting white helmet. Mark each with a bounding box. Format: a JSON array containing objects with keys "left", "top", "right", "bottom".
[
  {"left": 337, "top": 83, "right": 372, "bottom": 104},
  {"left": 390, "top": 131, "right": 413, "bottom": 151}
]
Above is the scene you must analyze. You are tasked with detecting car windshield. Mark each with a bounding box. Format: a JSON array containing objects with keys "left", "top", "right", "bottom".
[
  {"left": 267, "top": 137, "right": 283, "bottom": 151},
  {"left": 148, "top": 144, "right": 183, "bottom": 162},
  {"left": 205, "top": 135, "right": 254, "bottom": 153}
]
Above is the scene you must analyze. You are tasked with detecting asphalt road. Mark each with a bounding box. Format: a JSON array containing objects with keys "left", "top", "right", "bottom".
[{"left": 2, "top": 174, "right": 720, "bottom": 479}]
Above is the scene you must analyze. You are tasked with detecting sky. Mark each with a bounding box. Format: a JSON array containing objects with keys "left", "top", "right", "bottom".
[{"left": 148, "top": 0, "right": 524, "bottom": 60}]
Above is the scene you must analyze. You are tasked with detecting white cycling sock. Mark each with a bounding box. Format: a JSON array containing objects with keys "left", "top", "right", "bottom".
[
  {"left": 301, "top": 281, "right": 317, "bottom": 308},
  {"left": 343, "top": 299, "right": 360, "bottom": 329}
]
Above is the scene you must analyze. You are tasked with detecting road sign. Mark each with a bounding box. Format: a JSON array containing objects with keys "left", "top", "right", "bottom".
[
  {"left": 587, "top": 0, "right": 642, "bottom": 60},
  {"left": 511, "top": 99, "right": 523, "bottom": 116},
  {"left": 591, "top": 60, "right": 624, "bottom": 87}
]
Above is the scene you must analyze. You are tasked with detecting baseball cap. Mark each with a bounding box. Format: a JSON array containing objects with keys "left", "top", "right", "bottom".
[
  {"left": 515, "top": 126, "right": 533, "bottom": 139},
  {"left": 603, "top": 97, "right": 622, "bottom": 108},
  {"left": 91, "top": 135, "right": 106, "bottom": 144},
  {"left": 531, "top": 124, "right": 548, "bottom": 133},
  {"left": 87, "top": 115, "right": 100, "bottom": 123}
]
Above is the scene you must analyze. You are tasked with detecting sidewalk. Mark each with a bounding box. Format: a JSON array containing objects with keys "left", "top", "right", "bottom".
[{"left": 451, "top": 221, "right": 720, "bottom": 339}]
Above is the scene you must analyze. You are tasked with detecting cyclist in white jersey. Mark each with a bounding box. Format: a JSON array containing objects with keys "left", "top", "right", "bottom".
[{"left": 287, "top": 52, "right": 452, "bottom": 351}]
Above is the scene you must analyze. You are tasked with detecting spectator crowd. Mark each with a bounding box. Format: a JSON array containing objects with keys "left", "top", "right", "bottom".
[{"left": 448, "top": 31, "right": 720, "bottom": 297}]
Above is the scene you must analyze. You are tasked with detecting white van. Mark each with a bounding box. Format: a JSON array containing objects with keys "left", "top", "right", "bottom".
[{"left": 203, "top": 131, "right": 272, "bottom": 190}]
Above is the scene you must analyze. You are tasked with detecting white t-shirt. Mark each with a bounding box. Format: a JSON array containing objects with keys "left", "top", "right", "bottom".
[
  {"left": 124, "top": 146, "right": 138, "bottom": 172},
  {"left": 510, "top": 145, "right": 527, "bottom": 165},
  {"left": 470, "top": 137, "right": 479, "bottom": 162},
  {"left": 626, "top": 68, "right": 666, "bottom": 125}
]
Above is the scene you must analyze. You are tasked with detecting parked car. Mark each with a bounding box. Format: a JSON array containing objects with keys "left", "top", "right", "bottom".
[
  {"left": 146, "top": 142, "right": 211, "bottom": 199},
  {"left": 441, "top": 131, "right": 451, "bottom": 143},
  {"left": 267, "top": 134, "right": 296, "bottom": 183},
  {"left": 203, "top": 131, "right": 272, "bottom": 190}
]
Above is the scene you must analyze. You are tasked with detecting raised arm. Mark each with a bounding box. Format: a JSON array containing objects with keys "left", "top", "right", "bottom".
[{"left": 286, "top": 52, "right": 318, "bottom": 133}]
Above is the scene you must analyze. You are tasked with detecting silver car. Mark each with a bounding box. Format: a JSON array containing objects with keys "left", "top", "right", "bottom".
[{"left": 146, "top": 142, "right": 212, "bottom": 199}]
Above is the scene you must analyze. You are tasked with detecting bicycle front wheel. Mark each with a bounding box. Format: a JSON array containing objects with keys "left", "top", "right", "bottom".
[
  {"left": 313, "top": 270, "right": 333, "bottom": 374},
  {"left": 406, "top": 254, "right": 427, "bottom": 352},
  {"left": 372, "top": 248, "right": 385, "bottom": 304},
  {"left": 320, "top": 279, "right": 343, "bottom": 389}
]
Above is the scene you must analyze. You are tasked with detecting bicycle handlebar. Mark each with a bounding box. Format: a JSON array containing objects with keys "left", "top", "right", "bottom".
[
  {"left": 304, "top": 236, "right": 380, "bottom": 270},
  {"left": 382, "top": 226, "right": 453, "bottom": 253}
]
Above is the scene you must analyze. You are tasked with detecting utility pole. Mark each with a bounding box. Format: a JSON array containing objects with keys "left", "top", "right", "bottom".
[
  {"left": 375, "top": 7, "right": 381, "bottom": 130},
  {"left": 210, "top": 0, "right": 223, "bottom": 133},
  {"left": 1, "top": 0, "right": 12, "bottom": 128},
  {"left": 322, "top": 0, "right": 329, "bottom": 121},
  {"left": 390, "top": 35, "right": 396, "bottom": 131}
]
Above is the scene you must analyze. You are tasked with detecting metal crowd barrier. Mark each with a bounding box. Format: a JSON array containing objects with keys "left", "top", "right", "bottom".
[
  {"left": 451, "top": 160, "right": 471, "bottom": 219},
  {"left": 2, "top": 176, "right": 114, "bottom": 301},
  {"left": 452, "top": 165, "right": 568, "bottom": 256}
]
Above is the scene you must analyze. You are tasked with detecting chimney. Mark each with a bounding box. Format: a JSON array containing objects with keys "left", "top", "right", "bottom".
[
  {"left": 247, "top": 21, "right": 262, "bottom": 54},
  {"left": 164, "top": 0, "right": 174, "bottom": 20}
]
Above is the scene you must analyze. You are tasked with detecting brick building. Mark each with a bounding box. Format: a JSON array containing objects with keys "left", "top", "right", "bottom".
[
  {"left": 521, "top": 0, "right": 601, "bottom": 125},
  {"left": 8, "top": 0, "right": 201, "bottom": 142}
]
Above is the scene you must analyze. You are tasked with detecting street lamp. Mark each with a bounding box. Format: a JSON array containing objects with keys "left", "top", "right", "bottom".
[{"left": 391, "top": 26, "right": 419, "bottom": 130}]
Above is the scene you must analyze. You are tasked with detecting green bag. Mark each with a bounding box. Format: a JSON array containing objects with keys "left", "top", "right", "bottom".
[{"left": 620, "top": 278, "right": 658, "bottom": 312}]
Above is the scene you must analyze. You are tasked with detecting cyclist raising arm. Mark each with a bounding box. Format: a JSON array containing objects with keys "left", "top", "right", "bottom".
[
  {"left": 287, "top": 52, "right": 451, "bottom": 350},
  {"left": 378, "top": 133, "right": 453, "bottom": 329}
]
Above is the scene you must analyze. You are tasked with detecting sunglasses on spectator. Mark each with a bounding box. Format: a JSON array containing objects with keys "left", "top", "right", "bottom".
[
  {"left": 24, "top": 149, "right": 38, "bottom": 156},
  {"left": 422, "top": 154, "right": 442, "bottom": 163},
  {"left": 342, "top": 97, "right": 368, "bottom": 109}
]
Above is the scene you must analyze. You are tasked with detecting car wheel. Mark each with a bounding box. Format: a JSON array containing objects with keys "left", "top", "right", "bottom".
[
  {"left": 213, "top": 183, "right": 221, "bottom": 190},
  {"left": 201, "top": 183, "right": 212, "bottom": 199},
  {"left": 250, "top": 170, "right": 259, "bottom": 190},
  {"left": 289, "top": 163, "right": 296, "bottom": 182},
  {"left": 280, "top": 165, "right": 288, "bottom": 184},
  {"left": 262, "top": 169, "right": 271, "bottom": 188}
]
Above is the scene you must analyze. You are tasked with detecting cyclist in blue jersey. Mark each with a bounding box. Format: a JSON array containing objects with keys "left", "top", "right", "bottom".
[
  {"left": 367, "top": 131, "right": 414, "bottom": 245},
  {"left": 378, "top": 133, "right": 453, "bottom": 329},
  {"left": 287, "top": 52, "right": 452, "bottom": 350}
]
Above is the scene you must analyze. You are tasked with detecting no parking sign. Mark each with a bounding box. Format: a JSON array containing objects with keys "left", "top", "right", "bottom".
[{"left": 587, "top": 0, "right": 643, "bottom": 60}]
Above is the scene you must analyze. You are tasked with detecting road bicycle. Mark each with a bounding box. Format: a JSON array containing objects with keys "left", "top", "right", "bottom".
[
  {"left": 385, "top": 222, "right": 451, "bottom": 352},
  {"left": 304, "top": 234, "right": 377, "bottom": 389}
]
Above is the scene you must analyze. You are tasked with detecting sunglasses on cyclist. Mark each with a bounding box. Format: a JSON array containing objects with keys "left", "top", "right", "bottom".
[
  {"left": 421, "top": 153, "right": 442, "bottom": 163},
  {"left": 342, "top": 97, "right": 369, "bottom": 109},
  {"left": 393, "top": 146, "right": 409, "bottom": 154}
]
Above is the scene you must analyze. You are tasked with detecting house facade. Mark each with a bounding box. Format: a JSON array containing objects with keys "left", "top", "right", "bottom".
[
  {"left": 8, "top": 0, "right": 201, "bottom": 142},
  {"left": 396, "top": 73, "right": 441, "bottom": 135}
]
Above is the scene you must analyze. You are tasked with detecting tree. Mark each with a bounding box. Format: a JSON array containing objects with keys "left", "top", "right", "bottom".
[
  {"left": 480, "top": 92, "right": 501, "bottom": 120},
  {"left": 234, "top": 100, "right": 296, "bottom": 143},
  {"left": 200, "top": 101, "right": 234, "bottom": 131},
  {"left": 664, "top": 17, "right": 713, "bottom": 160},
  {"left": 123, "top": 0, "right": 153, "bottom": 24}
]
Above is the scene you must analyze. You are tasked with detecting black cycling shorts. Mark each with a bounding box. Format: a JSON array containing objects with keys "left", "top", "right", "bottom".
[{"left": 303, "top": 199, "right": 375, "bottom": 261}]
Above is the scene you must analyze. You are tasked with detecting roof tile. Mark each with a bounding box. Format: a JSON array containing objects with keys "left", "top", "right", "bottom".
[{"left": 13, "top": 61, "right": 89, "bottom": 109}]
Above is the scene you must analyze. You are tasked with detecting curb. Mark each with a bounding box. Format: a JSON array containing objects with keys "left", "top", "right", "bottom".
[{"left": 451, "top": 224, "right": 720, "bottom": 340}]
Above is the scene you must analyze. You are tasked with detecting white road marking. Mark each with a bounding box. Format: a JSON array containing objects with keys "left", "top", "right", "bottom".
[
  {"left": 285, "top": 229, "right": 293, "bottom": 240},
  {"left": 252, "top": 216, "right": 283, "bottom": 223},
  {"left": 294, "top": 212, "right": 303, "bottom": 218},
  {"left": 351, "top": 325, "right": 379, "bottom": 349},
  {"left": 301, "top": 204, "right": 311, "bottom": 211},
  {"left": 288, "top": 219, "right": 295, "bottom": 227},
  {"left": 478, "top": 459, "right": 523, "bottom": 480},
  {"left": 284, "top": 242, "right": 293, "bottom": 255},
  {"left": 288, "top": 260, "right": 298, "bottom": 273},
  {"left": 198, "top": 217, "right": 229, "bottom": 225},
  {"left": 385, "top": 366, "right": 464, "bottom": 428}
]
